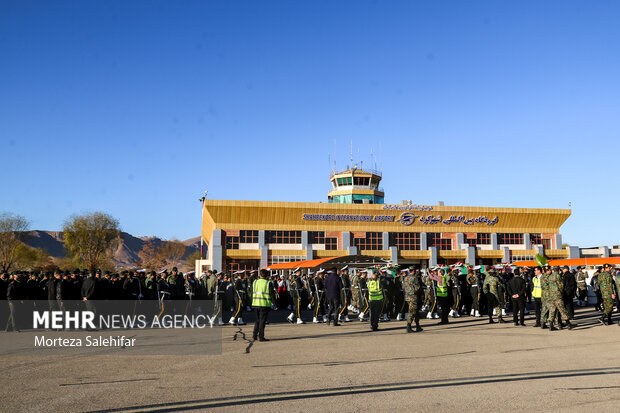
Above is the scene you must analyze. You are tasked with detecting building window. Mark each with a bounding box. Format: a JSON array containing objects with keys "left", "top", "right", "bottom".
[
  {"left": 477, "top": 233, "right": 491, "bottom": 245},
  {"left": 325, "top": 237, "right": 338, "bottom": 250},
  {"left": 266, "top": 231, "right": 302, "bottom": 244},
  {"left": 390, "top": 232, "right": 420, "bottom": 250},
  {"left": 428, "top": 233, "right": 452, "bottom": 250},
  {"left": 309, "top": 231, "right": 325, "bottom": 244},
  {"left": 354, "top": 232, "right": 383, "bottom": 250},
  {"left": 225, "top": 236, "right": 239, "bottom": 250},
  {"left": 269, "top": 255, "right": 305, "bottom": 265},
  {"left": 542, "top": 239, "right": 551, "bottom": 249},
  {"left": 511, "top": 255, "right": 535, "bottom": 263},
  {"left": 466, "top": 233, "right": 490, "bottom": 247},
  {"left": 240, "top": 230, "right": 258, "bottom": 243},
  {"left": 309, "top": 231, "right": 337, "bottom": 250},
  {"left": 226, "top": 259, "right": 259, "bottom": 273},
  {"left": 498, "top": 233, "right": 523, "bottom": 245}
]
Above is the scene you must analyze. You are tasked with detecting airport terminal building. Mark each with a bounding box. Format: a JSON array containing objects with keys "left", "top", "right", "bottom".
[{"left": 197, "top": 167, "right": 572, "bottom": 273}]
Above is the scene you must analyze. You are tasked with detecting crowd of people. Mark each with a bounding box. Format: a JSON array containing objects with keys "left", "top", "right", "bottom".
[{"left": 2, "top": 263, "right": 619, "bottom": 334}]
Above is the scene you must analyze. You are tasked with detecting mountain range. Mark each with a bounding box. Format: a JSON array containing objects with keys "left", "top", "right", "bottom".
[{"left": 22, "top": 230, "right": 201, "bottom": 268}]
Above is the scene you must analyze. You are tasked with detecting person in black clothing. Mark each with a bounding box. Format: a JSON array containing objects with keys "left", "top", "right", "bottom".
[
  {"left": 561, "top": 266, "right": 576, "bottom": 320},
  {"left": 5, "top": 273, "right": 23, "bottom": 332},
  {"left": 324, "top": 268, "right": 343, "bottom": 326},
  {"left": 81, "top": 271, "right": 98, "bottom": 328},
  {"left": 507, "top": 269, "right": 527, "bottom": 326}
]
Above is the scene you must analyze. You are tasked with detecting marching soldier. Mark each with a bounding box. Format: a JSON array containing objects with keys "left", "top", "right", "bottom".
[
  {"left": 598, "top": 264, "right": 615, "bottom": 326},
  {"left": 313, "top": 269, "right": 327, "bottom": 323},
  {"left": 424, "top": 269, "right": 439, "bottom": 319},
  {"left": 287, "top": 269, "right": 304, "bottom": 324},
  {"left": 403, "top": 268, "right": 423, "bottom": 333},
  {"left": 449, "top": 269, "right": 461, "bottom": 318},
  {"left": 575, "top": 266, "right": 588, "bottom": 306},
  {"left": 467, "top": 268, "right": 481, "bottom": 317},
  {"left": 483, "top": 269, "right": 505, "bottom": 324},
  {"left": 358, "top": 271, "right": 369, "bottom": 321},
  {"left": 394, "top": 270, "right": 406, "bottom": 321},
  {"left": 561, "top": 266, "right": 576, "bottom": 320},
  {"left": 228, "top": 271, "right": 246, "bottom": 325},
  {"left": 350, "top": 269, "right": 360, "bottom": 314},
  {"left": 338, "top": 267, "right": 352, "bottom": 323}
]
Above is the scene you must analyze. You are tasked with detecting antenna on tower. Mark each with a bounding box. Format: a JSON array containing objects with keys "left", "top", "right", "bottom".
[
  {"left": 328, "top": 152, "right": 331, "bottom": 173},
  {"left": 350, "top": 139, "right": 353, "bottom": 169}
]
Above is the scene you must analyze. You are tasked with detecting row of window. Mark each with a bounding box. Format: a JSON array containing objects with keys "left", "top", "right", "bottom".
[{"left": 224, "top": 231, "right": 551, "bottom": 250}]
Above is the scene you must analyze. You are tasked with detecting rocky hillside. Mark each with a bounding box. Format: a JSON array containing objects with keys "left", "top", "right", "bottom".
[{"left": 21, "top": 230, "right": 201, "bottom": 268}]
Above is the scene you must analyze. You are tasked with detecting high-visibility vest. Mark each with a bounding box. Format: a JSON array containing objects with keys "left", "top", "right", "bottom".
[
  {"left": 367, "top": 279, "right": 383, "bottom": 301},
  {"left": 532, "top": 276, "right": 542, "bottom": 299},
  {"left": 252, "top": 279, "right": 271, "bottom": 307},
  {"left": 436, "top": 274, "right": 448, "bottom": 297}
]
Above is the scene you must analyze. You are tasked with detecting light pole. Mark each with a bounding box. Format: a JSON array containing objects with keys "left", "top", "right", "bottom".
[{"left": 199, "top": 191, "right": 208, "bottom": 259}]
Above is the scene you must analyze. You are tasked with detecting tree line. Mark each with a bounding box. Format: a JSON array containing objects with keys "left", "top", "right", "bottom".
[{"left": 0, "top": 211, "right": 199, "bottom": 273}]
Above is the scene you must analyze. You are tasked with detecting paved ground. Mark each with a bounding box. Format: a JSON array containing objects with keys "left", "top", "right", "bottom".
[{"left": 1, "top": 306, "right": 620, "bottom": 413}]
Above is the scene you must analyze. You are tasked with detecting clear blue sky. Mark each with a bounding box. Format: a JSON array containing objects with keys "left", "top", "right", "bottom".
[{"left": 2, "top": 1, "right": 619, "bottom": 246}]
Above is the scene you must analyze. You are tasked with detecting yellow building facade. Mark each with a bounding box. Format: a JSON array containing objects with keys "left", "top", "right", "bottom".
[{"left": 198, "top": 198, "right": 571, "bottom": 273}]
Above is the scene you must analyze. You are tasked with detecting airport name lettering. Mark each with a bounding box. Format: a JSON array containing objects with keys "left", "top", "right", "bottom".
[
  {"left": 382, "top": 204, "right": 433, "bottom": 211},
  {"left": 420, "top": 215, "right": 499, "bottom": 226},
  {"left": 303, "top": 214, "right": 395, "bottom": 222}
]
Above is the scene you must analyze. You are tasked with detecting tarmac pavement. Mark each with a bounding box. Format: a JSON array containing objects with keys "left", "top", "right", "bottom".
[{"left": 1, "top": 306, "right": 620, "bottom": 413}]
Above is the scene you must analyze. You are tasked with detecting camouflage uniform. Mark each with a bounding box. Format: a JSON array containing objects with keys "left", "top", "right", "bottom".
[
  {"left": 545, "top": 270, "right": 571, "bottom": 328},
  {"left": 350, "top": 272, "right": 360, "bottom": 311},
  {"left": 598, "top": 270, "right": 614, "bottom": 323},
  {"left": 576, "top": 271, "right": 588, "bottom": 305},
  {"left": 423, "top": 275, "right": 434, "bottom": 310},
  {"left": 404, "top": 271, "right": 423, "bottom": 332},
  {"left": 482, "top": 271, "right": 503, "bottom": 323}
]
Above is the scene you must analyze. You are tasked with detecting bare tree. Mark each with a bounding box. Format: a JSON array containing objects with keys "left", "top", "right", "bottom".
[
  {"left": 62, "top": 212, "right": 121, "bottom": 270},
  {"left": 158, "top": 240, "right": 186, "bottom": 269},
  {"left": 0, "top": 212, "right": 30, "bottom": 272}
]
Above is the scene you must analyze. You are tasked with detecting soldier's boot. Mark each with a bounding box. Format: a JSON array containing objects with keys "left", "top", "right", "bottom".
[
  {"left": 406, "top": 323, "right": 413, "bottom": 333},
  {"left": 567, "top": 320, "right": 575, "bottom": 330},
  {"left": 322, "top": 315, "right": 327, "bottom": 323},
  {"left": 312, "top": 317, "right": 319, "bottom": 324},
  {"left": 228, "top": 317, "right": 237, "bottom": 325},
  {"left": 448, "top": 309, "right": 454, "bottom": 317},
  {"left": 475, "top": 310, "right": 481, "bottom": 317},
  {"left": 296, "top": 318, "right": 304, "bottom": 324},
  {"left": 415, "top": 318, "right": 423, "bottom": 332},
  {"left": 237, "top": 318, "right": 246, "bottom": 325},
  {"left": 453, "top": 310, "right": 460, "bottom": 318},
  {"left": 533, "top": 322, "right": 541, "bottom": 327},
  {"left": 488, "top": 315, "right": 495, "bottom": 324},
  {"left": 396, "top": 313, "right": 403, "bottom": 321},
  {"left": 382, "top": 314, "right": 390, "bottom": 321},
  {"left": 426, "top": 312, "right": 433, "bottom": 319},
  {"left": 498, "top": 316, "right": 506, "bottom": 324},
  {"left": 600, "top": 315, "right": 608, "bottom": 326},
  {"left": 358, "top": 312, "right": 365, "bottom": 321},
  {"left": 541, "top": 323, "right": 548, "bottom": 329},
  {"left": 501, "top": 309, "right": 507, "bottom": 316},
  {"left": 287, "top": 313, "right": 294, "bottom": 323},
  {"left": 607, "top": 315, "right": 613, "bottom": 326},
  {"left": 549, "top": 323, "right": 558, "bottom": 331},
  {"left": 492, "top": 308, "right": 497, "bottom": 316},
  {"left": 524, "top": 308, "right": 530, "bottom": 315},
  {"left": 432, "top": 312, "right": 439, "bottom": 319},
  {"left": 217, "top": 317, "right": 224, "bottom": 326}
]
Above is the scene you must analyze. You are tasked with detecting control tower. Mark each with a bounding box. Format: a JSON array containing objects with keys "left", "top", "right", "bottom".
[{"left": 327, "top": 165, "right": 384, "bottom": 204}]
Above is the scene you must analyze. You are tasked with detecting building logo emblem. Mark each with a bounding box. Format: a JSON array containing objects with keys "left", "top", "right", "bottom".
[{"left": 397, "top": 212, "right": 417, "bottom": 226}]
